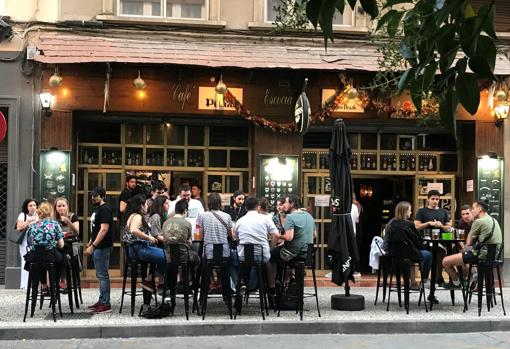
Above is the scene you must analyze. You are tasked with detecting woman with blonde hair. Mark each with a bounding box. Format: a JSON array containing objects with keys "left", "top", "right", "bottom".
[
  {"left": 384, "top": 201, "right": 432, "bottom": 289},
  {"left": 54, "top": 197, "right": 79, "bottom": 239},
  {"left": 24, "top": 202, "right": 65, "bottom": 295}
]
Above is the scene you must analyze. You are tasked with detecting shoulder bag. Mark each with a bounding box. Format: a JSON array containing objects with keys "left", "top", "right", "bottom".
[
  {"left": 210, "top": 210, "right": 236, "bottom": 247},
  {"left": 473, "top": 217, "right": 496, "bottom": 251},
  {"left": 8, "top": 213, "right": 28, "bottom": 244}
]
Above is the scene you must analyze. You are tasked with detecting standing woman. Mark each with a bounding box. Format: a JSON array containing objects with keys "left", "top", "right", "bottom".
[
  {"left": 54, "top": 197, "right": 79, "bottom": 239},
  {"left": 123, "top": 194, "right": 166, "bottom": 293},
  {"left": 16, "top": 198, "right": 39, "bottom": 289},
  {"left": 147, "top": 195, "right": 169, "bottom": 243}
]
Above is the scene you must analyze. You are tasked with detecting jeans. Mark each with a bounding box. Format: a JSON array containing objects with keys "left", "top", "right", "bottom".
[
  {"left": 128, "top": 243, "right": 166, "bottom": 276},
  {"left": 420, "top": 249, "right": 432, "bottom": 281},
  {"left": 92, "top": 247, "right": 111, "bottom": 305},
  {"left": 238, "top": 255, "right": 264, "bottom": 290}
]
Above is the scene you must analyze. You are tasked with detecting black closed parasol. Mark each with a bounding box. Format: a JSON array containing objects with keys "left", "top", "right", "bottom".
[{"left": 328, "top": 119, "right": 364, "bottom": 310}]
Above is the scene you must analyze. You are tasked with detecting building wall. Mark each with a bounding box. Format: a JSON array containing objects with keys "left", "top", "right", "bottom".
[{"left": 0, "top": 34, "right": 37, "bottom": 288}]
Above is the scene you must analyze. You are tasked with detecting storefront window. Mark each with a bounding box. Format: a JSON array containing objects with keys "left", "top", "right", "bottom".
[
  {"left": 166, "top": 124, "right": 185, "bottom": 145},
  {"left": 265, "top": 0, "right": 353, "bottom": 25},
  {"left": 119, "top": 0, "right": 207, "bottom": 19},
  {"left": 146, "top": 124, "right": 165, "bottom": 145},
  {"left": 230, "top": 150, "right": 249, "bottom": 168},
  {"left": 125, "top": 124, "right": 143, "bottom": 144},
  {"left": 209, "top": 150, "right": 227, "bottom": 167},
  {"left": 188, "top": 126, "right": 205, "bottom": 145}
]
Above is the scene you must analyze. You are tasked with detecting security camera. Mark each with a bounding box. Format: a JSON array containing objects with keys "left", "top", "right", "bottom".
[{"left": 0, "top": 19, "right": 13, "bottom": 43}]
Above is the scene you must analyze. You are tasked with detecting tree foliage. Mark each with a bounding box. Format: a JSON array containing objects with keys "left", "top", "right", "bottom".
[{"left": 302, "top": 0, "right": 498, "bottom": 136}]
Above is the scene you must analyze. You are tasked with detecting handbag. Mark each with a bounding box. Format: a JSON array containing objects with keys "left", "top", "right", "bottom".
[
  {"left": 8, "top": 213, "right": 28, "bottom": 244},
  {"left": 473, "top": 217, "right": 495, "bottom": 251}
]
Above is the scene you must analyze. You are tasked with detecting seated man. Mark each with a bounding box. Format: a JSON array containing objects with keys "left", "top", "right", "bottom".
[
  {"left": 267, "top": 195, "right": 316, "bottom": 296},
  {"left": 234, "top": 197, "right": 279, "bottom": 290},
  {"left": 442, "top": 200, "right": 502, "bottom": 289},
  {"left": 162, "top": 199, "right": 200, "bottom": 290}
]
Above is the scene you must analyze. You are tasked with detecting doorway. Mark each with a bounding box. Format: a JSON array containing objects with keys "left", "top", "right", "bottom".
[{"left": 353, "top": 176, "right": 414, "bottom": 272}]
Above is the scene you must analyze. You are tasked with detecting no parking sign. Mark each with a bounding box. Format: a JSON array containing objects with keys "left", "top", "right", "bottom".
[{"left": 0, "top": 111, "right": 6, "bottom": 143}]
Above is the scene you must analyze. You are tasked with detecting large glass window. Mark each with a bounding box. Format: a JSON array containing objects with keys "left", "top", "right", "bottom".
[
  {"left": 265, "top": 0, "right": 353, "bottom": 25},
  {"left": 119, "top": 0, "right": 206, "bottom": 19}
]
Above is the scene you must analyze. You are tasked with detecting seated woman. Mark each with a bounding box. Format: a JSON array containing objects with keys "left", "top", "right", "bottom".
[
  {"left": 122, "top": 194, "right": 166, "bottom": 296},
  {"left": 385, "top": 201, "right": 432, "bottom": 290},
  {"left": 24, "top": 202, "right": 65, "bottom": 294},
  {"left": 147, "top": 195, "right": 169, "bottom": 244}
]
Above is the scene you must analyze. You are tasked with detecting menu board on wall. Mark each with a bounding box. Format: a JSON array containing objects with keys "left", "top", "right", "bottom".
[
  {"left": 477, "top": 158, "right": 504, "bottom": 224},
  {"left": 258, "top": 155, "right": 299, "bottom": 207},
  {"left": 40, "top": 151, "right": 71, "bottom": 202}
]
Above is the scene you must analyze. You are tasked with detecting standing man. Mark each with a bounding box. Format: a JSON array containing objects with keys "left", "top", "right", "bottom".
[
  {"left": 414, "top": 189, "right": 451, "bottom": 288},
  {"left": 146, "top": 180, "right": 166, "bottom": 216},
  {"left": 168, "top": 184, "right": 204, "bottom": 238},
  {"left": 191, "top": 184, "right": 206, "bottom": 211},
  {"left": 118, "top": 175, "right": 137, "bottom": 223},
  {"left": 224, "top": 190, "right": 247, "bottom": 223},
  {"left": 84, "top": 187, "right": 113, "bottom": 314},
  {"left": 457, "top": 204, "right": 474, "bottom": 233}
]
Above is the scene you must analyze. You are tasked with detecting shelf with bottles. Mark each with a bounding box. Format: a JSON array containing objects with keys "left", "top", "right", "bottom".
[
  {"left": 146, "top": 149, "right": 164, "bottom": 166},
  {"left": 167, "top": 149, "right": 185, "bottom": 166},
  {"left": 80, "top": 147, "right": 99, "bottom": 165},
  {"left": 101, "top": 147, "right": 122, "bottom": 166},
  {"left": 187, "top": 149, "right": 204, "bottom": 167},
  {"left": 380, "top": 153, "right": 397, "bottom": 172},
  {"left": 418, "top": 153, "right": 437, "bottom": 172},
  {"left": 318, "top": 152, "right": 329, "bottom": 170},
  {"left": 125, "top": 148, "right": 143, "bottom": 166},
  {"left": 399, "top": 153, "right": 416, "bottom": 171},
  {"left": 350, "top": 152, "right": 359, "bottom": 170},
  {"left": 360, "top": 153, "right": 377, "bottom": 171},
  {"left": 302, "top": 151, "right": 317, "bottom": 170}
]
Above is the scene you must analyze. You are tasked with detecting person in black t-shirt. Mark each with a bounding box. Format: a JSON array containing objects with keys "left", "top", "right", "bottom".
[
  {"left": 84, "top": 186, "right": 113, "bottom": 314},
  {"left": 414, "top": 189, "right": 451, "bottom": 290},
  {"left": 118, "top": 175, "right": 137, "bottom": 222},
  {"left": 223, "top": 190, "right": 247, "bottom": 222}
]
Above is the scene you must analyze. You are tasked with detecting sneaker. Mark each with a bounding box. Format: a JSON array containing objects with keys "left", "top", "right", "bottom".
[
  {"left": 353, "top": 272, "right": 361, "bottom": 278},
  {"left": 87, "top": 301, "right": 100, "bottom": 309},
  {"left": 141, "top": 279, "right": 154, "bottom": 293},
  {"left": 93, "top": 303, "right": 112, "bottom": 314},
  {"left": 427, "top": 296, "right": 439, "bottom": 304},
  {"left": 238, "top": 285, "right": 247, "bottom": 297}
]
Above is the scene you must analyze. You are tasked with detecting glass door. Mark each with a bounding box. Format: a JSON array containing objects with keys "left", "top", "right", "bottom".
[
  {"left": 414, "top": 174, "right": 456, "bottom": 216},
  {"left": 205, "top": 172, "right": 244, "bottom": 203},
  {"left": 303, "top": 173, "right": 332, "bottom": 274}
]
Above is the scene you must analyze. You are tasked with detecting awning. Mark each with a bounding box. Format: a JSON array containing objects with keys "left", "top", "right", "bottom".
[{"left": 33, "top": 31, "right": 510, "bottom": 74}]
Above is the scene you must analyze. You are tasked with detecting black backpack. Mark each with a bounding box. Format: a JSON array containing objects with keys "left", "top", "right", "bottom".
[{"left": 141, "top": 302, "right": 173, "bottom": 319}]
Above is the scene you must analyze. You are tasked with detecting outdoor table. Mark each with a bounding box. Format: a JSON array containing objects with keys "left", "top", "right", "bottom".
[{"left": 428, "top": 238, "right": 466, "bottom": 310}]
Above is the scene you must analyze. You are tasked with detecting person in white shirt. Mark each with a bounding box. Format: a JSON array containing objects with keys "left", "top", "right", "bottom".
[
  {"left": 234, "top": 197, "right": 279, "bottom": 289},
  {"left": 168, "top": 184, "right": 204, "bottom": 237}
]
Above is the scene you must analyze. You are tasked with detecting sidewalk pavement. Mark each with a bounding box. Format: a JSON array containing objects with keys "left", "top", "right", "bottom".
[{"left": 0, "top": 287, "right": 508, "bottom": 340}]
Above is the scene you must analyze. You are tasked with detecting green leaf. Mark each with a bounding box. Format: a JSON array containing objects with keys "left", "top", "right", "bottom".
[
  {"left": 397, "top": 68, "right": 414, "bottom": 96},
  {"left": 376, "top": 9, "right": 397, "bottom": 31},
  {"left": 318, "top": 0, "right": 337, "bottom": 46},
  {"left": 306, "top": 0, "right": 323, "bottom": 29},
  {"left": 460, "top": 17, "right": 479, "bottom": 57},
  {"left": 468, "top": 56, "right": 494, "bottom": 78},
  {"left": 464, "top": 3, "right": 475, "bottom": 18},
  {"left": 455, "top": 57, "right": 468, "bottom": 74},
  {"left": 455, "top": 73, "right": 480, "bottom": 115},
  {"left": 439, "top": 47, "right": 458, "bottom": 73},
  {"left": 335, "top": 0, "right": 345, "bottom": 14},
  {"left": 478, "top": 4, "right": 497, "bottom": 39},
  {"left": 360, "top": 0, "right": 379, "bottom": 19},
  {"left": 410, "top": 75, "right": 424, "bottom": 114},
  {"left": 436, "top": 24, "right": 456, "bottom": 55},
  {"left": 347, "top": 0, "right": 357, "bottom": 10},
  {"left": 383, "top": 0, "right": 413, "bottom": 9},
  {"left": 422, "top": 61, "right": 438, "bottom": 93},
  {"left": 439, "top": 86, "right": 457, "bottom": 138},
  {"left": 475, "top": 35, "right": 496, "bottom": 72},
  {"left": 387, "top": 11, "right": 404, "bottom": 37}
]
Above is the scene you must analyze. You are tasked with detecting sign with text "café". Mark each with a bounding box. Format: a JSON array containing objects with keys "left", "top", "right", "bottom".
[{"left": 198, "top": 87, "right": 243, "bottom": 111}]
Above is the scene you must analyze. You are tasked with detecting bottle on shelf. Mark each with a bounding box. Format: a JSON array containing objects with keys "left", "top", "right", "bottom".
[
  {"left": 110, "top": 152, "right": 116, "bottom": 165},
  {"left": 411, "top": 157, "right": 416, "bottom": 170},
  {"left": 428, "top": 156, "right": 434, "bottom": 170},
  {"left": 135, "top": 153, "right": 140, "bottom": 165},
  {"left": 83, "top": 150, "right": 89, "bottom": 164},
  {"left": 127, "top": 151, "right": 132, "bottom": 165}
]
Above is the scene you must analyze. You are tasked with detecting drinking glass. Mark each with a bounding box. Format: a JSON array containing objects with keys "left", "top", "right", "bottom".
[
  {"left": 423, "top": 229, "right": 431, "bottom": 239},
  {"left": 432, "top": 229, "right": 440, "bottom": 240},
  {"left": 458, "top": 229, "right": 465, "bottom": 240},
  {"left": 193, "top": 230, "right": 202, "bottom": 241}
]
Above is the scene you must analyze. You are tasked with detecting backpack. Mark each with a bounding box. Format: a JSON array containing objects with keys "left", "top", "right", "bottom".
[{"left": 140, "top": 302, "right": 173, "bottom": 319}]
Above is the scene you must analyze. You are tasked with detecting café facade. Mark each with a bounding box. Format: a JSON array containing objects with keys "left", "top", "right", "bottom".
[{"left": 29, "top": 28, "right": 510, "bottom": 279}]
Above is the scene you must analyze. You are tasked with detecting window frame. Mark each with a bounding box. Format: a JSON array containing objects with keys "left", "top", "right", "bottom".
[
  {"left": 116, "top": 0, "right": 209, "bottom": 20},
  {"left": 264, "top": 0, "right": 356, "bottom": 27}
]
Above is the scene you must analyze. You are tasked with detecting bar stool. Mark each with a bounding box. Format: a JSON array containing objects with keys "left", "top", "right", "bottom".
[
  {"left": 234, "top": 244, "right": 268, "bottom": 320},
  {"left": 161, "top": 243, "right": 198, "bottom": 320},
  {"left": 23, "top": 253, "right": 62, "bottom": 322},
  {"left": 466, "top": 244, "right": 506, "bottom": 316},
  {"left": 199, "top": 243, "right": 233, "bottom": 320},
  {"left": 119, "top": 243, "right": 158, "bottom": 316},
  {"left": 277, "top": 243, "right": 320, "bottom": 320}
]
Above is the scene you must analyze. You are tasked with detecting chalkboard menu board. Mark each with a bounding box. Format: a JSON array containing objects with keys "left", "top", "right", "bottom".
[
  {"left": 477, "top": 158, "right": 504, "bottom": 224},
  {"left": 40, "top": 150, "right": 71, "bottom": 202},
  {"left": 258, "top": 155, "right": 299, "bottom": 207}
]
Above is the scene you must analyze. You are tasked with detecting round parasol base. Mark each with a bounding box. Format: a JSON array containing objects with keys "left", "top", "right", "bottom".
[{"left": 331, "top": 294, "right": 365, "bottom": 311}]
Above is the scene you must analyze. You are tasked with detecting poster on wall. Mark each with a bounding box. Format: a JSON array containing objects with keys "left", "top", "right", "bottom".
[
  {"left": 477, "top": 158, "right": 504, "bottom": 225},
  {"left": 40, "top": 150, "right": 71, "bottom": 202},
  {"left": 258, "top": 155, "right": 299, "bottom": 207}
]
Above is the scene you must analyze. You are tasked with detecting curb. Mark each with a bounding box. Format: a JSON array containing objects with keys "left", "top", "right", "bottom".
[{"left": 1, "top": 320, "right": 510, "bottom": 340}]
